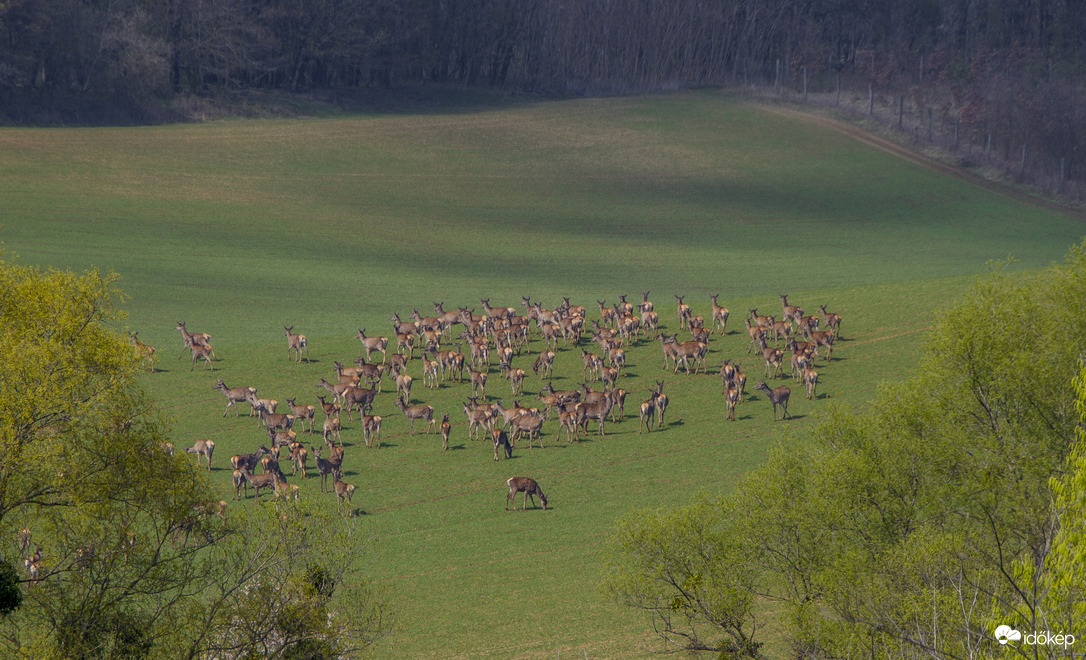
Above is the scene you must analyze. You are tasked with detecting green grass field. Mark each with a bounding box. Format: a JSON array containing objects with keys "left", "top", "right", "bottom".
[{"left": 2, "top": 89, "right": 1084, "bottom": 657}]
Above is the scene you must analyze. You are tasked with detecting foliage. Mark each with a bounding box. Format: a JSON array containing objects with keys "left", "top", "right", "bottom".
[
  {"left": 0, "top": 256, "right": 391, "bottom": 658},
  {"left": 605, "top": 242, "right": 1086, "bottom": 657}
]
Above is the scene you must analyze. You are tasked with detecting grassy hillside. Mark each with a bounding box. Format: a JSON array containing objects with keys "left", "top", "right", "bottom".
[{"left": 2, "top": 90, "right": 1083, "bottom": 657}]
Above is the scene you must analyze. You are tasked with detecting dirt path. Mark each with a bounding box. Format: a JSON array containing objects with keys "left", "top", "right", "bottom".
[{"left": 758, "top": 105, "right": 1086, "bottom": 221}]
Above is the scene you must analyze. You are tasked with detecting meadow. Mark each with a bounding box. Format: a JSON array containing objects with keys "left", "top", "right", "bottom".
[{"left": 2, "top": 89, "right": 1084, "bottom": 658}]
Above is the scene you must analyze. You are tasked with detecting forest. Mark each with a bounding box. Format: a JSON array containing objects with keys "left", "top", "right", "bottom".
[{"left": 2, "top": 0, "right": 1085, "bottom": 196}]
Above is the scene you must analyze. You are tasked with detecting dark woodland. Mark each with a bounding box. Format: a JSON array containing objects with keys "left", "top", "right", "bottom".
[{"left": 2, "top": 0, "right": 1085, "bottom": 194}]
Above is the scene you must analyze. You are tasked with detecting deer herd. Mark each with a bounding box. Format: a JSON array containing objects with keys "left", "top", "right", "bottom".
[{"left": 143, "top": 294, "right": 841, "bottom": 516}]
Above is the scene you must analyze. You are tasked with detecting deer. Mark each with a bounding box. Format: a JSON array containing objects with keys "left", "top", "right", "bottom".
[
  {"left": 762, "top": 346, "right": 785, "bottom": 379},
  {"left": 575, "top": 395, "right": 611, "bottom": 437},
  {"left": 341, "top": 385, "right": 377, "bottom": 420},
  {"left": 316, "top": 394, "right": 340, "bottom": 419},
  {"left": 433, "top": 301, "right": 463, "bottom": 329},
  {"left": 231, "top": 445, "right": 272, "bottom": 474},
  {"left": 675, "top": 295, "right": 692, "bottom": 329},
  {"left": 639, "top": 394, "right": 656, "bottom": 433},
  {"left": 130, "top": 332, "right": 156, "bottom": 372},
  {"left": 639, "top": 303, "right": 660, "bottom": 340},
  {"left": 284, "top": 326, "right": 309, "bottom": 363},
  {"left": 725, "top": 385, "right": 740, "bottom": 421},
  {"left": 360, "top": 414, "right": 382, "bottom": 448},
  {"left": 334, "top": 477, "right": 356, "bottom": 515},
  {"left": 506, "top": 477, "right": 547, "bottom": 511},
  {"left": 318, "top": 378, "right": 350, "bottom": 406},
  {"left": 290, "top": 443, "right": 309, "bottom": 477},
  {"left": 188, "top": 342, "right": 215, "bottom": 371},
  {"left": 395, "top": 395, "right": 435, "bottom": 434},
  {"left": 720, "top": 359, "right": 738, "bottom": 394},
  {"left": 312, "top": 445, "right": 343, "bottom": 493},
  {"left": 779, "top": 294, "right": 804, "bottom": 326},
  {"left": 505, "top": 366, "right": 526, "bottom": 395},
  {"left": 581, "top": 349, "right": 603, "bottom": 379},
  {"left": 733, "top": 364, "right": 748, "bottom": 404},
  {"left": 274, "top": 477, "right": 300, "bottom": 502},
  {"left": 664, "top": 334, "right": 707, "bottom": 374},
  {"left": 789, "top": 351, "right": 811, "bottom": 383},
  {"left": 390, "top": 312, "right": 420, "bottom": 337},
  {"left": 609, "top": 388, "right": 628, "bottom": 422},
  {"left": 480, "top": 298, "right": 515, "bottom": 321},
  {"left": 755, "top": 380, "right": 792, "bottom": 420},
  {"left": 608, "top": 346, "right": 626, "bottom": 374},
  {"left": 510, "top": 413, "right": 544, "bottom": 449},
  {"left": 464, "top": 403, "right": 494, "bottom": 442},
  {"left": 285, "top": 398, "right": 316, "bottom": 433},
  {"left": 185, "top": 440, "right": 215, "bottom": 471},
  {"left": 355, "top": 328, "right": 389, "bottom": 363},
  {"left": 395, "top": 372, "right": 414, "bottom": 402},
  {"left": 239, "top": 466, "right": 281, "bottom": 501},
  {"left": 259, "top": 408, "right": 294, "bottom": 431},
  {"left": 175, "top": 321, "right": 213, "bottom": 359},
  {"left": 440, "top": 414, "right": 451, "bottom": 450},
  {"left": 819, "top": 305, "right": 842, "bottom": 338},
  {"left": 597, "top": 299, "right": 617, "bottom": 328},
  {"left": 803, "top": 365, "right": 819, "bottom": 400},
  {"left": 246, "top": 391, "right": 279, "bottom": 421},
  {"left": 745, "top": 319, "right": 768, "bottom": 354},
  {"left": 492, "top": 428, "right": 513, "bottom": 459},
  {"left": 804, "top": 327, "right": 836, "bottom": 361},
  {"left": 213, "top": 380, "right": 256, "bottom": 417},
  {"left": 532, "top": 350, "right": 556, "bottom": 380},
  {"left": 652, "top": 381, "right": 670, "bottom": 430},
  {"left": 322, "top": 416, "right": 342, "bottom": 444},
  {"left": 232, "top": 469, "right": 247, "bottom": 500},
  {"left": 710, "top": 294, "right": 730, "bottom": 335}
]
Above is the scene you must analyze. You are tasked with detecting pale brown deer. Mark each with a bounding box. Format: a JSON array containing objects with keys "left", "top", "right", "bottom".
[
  {"left": 284, "top": 326, "right": 309, "bottom": 363},
  {"left": 779, "top": 294, "right": 804, "bottom": 326},
  {"left": 130, "top": 331, "right": 156, "bottom": 372},
  {"left": 185, "top": 440, "right": 215, "bottom": 471},
  {"left": 819, "top": 304, "right": 842, "bottom": 338},
  {"left": 710, "top": 294, "right": 730, "bottom": 335},
  {"left": 395, "top": 396, "right": 435, "bottom": 434},
  {"left": 355, "top": 328, "right": 389, "bottom": 363},
  {"left": 755, "top": 380, "right": 792, "bottom": 420},
  {"left": 213, "top": 380, "right": 255, "bottom": 417}
]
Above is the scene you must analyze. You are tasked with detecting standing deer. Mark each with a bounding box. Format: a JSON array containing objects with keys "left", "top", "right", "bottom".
[
  {"left": 675, "top": 295, "right": 692, "bottom": 329},
  {"left": 819, "top": 305, "right": 842, "bottom": 338},
  {"left": 506, "top": 476, "right": 548, "bottom": 511},
  {"left": 803, "top": 365, "right": 819, "bottom": 400},
  {"left": 492, "top": 428, "right": 513, "bottom": 460},
  {"left": 185, "top": 440, "right": 215, "bottom": 471},
  {"left": 284, "top": 326, "right": 309, "bottom": 363},
  {"left": 312, "top": 446, "right": 342, "bottom": 493},
  {"left": 355, "top": 328, "right": 389, "bottom": 363},
  {"left": 175, "top": 321, "right": 213, "bottom": 359},
  {"left": 188, "top": 343, "right": 214, "bottom": 371},
  {"left": 395, "top": 396, "right": 436, "bottom": 434},
  {"left": 285, "top": 397, "right": 316, "bottom": 433},
  {"left": 334, "top": 477, "right": 356, "bottom": 515},
  {"left": 755, "top": 380, "right": 792, "bottom": 420},
  {"left": 361, "top": 414, "right": 382, "bottom": 448},
  {"left": 131, "top": 332, "right": 156, "bottom": 372},
  {"left": 710, "top": 294, "right": 730, "bottom": 335},
  {"left": 779, "top": 294, "right": 804, "bottom": 326},
  {"left": 440, "top": 414, "right": 451, "bottom": 450},
  {"left": 639, "top": 394, "right": 656, "bottom": 434},
  {"left": 652, "top": 381, "right": 670, "bottom": 429}
]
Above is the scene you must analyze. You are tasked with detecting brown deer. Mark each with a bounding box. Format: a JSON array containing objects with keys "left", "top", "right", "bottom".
[
  {"left": 652, "top": 380, "right": 669, "bottom": 429},
  {"left": 710, "top": 294, "right": 730, "bottom": 335},
  {"left": 185, "top": 440, "right": 215, "bottom": 471},
  {"left": 334, "top": 477, "right": 356, "bottom": 515},
  {"left": 312, "top": 445, "right": 343, "bottom": 493},
  {"left": 239, "top": 466, "right": 280, "bottom": 501},
  {"left": 492, "top": 428, "right": 513, "bottom": 459},
  {"left": 361, "top": 414, "right": 382, "bottom": 448},
  {"left": 724, "top": 385, "right": 740, "bottom": 421},
  {"left": 130, "top": 332, "right": 156, "bottom": 372},
  {"left": 779, "top": 294, "right": 804, "bottom": 326},
  {"left": 285, "top": 397, "right": 316, "bottom": 433},
  {"left": 675, "top": 295, "right": 692, "bottom": 329},
  {"left": 440, "top": 414, "right": 451, "bottom": 450},
  {"left": 188, "top": 342, "right": 215, "bottom": 371},
  {"left": 464, "top": 403, "right": 493, "bottom": 442},
  {"left": 506, "top": 476, "right": 547, "bottom": 511},
  {"left": 213, "top": 380, "right": 256, "bottom": 417},
  {"left": 532, "top": 350, "right": 556, "bottom": 379},
  {"left": 803, "top": 365, "right": 819, "bottom": 400},
  {"left": 290, "top": 443, "right": 309, "bottom": 478},
  {"left": 175, "top": 321, "right": 213, "bottom": 359},
  {"left": 284, "top": 326, "right": 309, "bottom": 363},
  {"left": 510, "top": 413, "right": 544, "bottom": 449},
  {"left": 639, "top": 394, "right": 656, "bottom": 434},
  {"left": 231, "top": 445, "right": 272, "bottom": 474},
  {"left": 762, "top": 346, "right": 784, "bottom": 379},
  {"left": 755, "top": 380, "right": 792, "bottom": 420},
  {"left": 340, "top": 385, "right": 376, "bottom": 420},
  {"left": 355, "top": 328, "right": 389, "bottom": 362},
  {"left": 819, "top": 305, "right": 842, "bottom": 338},
  {"left": 395, "top": 396, "right": 436, "bottom": 434}
]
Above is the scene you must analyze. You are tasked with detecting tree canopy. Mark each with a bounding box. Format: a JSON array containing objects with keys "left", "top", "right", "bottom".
[
  {"left": 604, "top": 243, "right": 1086, "bottom": 658},
  {"left": 0, "top": 256, "right": 391, "bottom": 658}
]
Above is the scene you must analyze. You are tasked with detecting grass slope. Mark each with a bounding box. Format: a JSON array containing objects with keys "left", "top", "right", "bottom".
[{"left": 1, "top": 90, "right": 1083, "bottom": 657}]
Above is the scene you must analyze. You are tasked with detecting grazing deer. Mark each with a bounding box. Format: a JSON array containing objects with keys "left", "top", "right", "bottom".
[
  {"left": 755, "top": 380, "right": 792, "bottom": 420},
  {"left": 492, "top": 428, "right": 513, "bottom": 459},
  {"left": 532, "top": 350, "right": 556, "bottom": 379},
  {"left": 395, "top": 396, "right": 436, "bottom": 434},
  {"left": 818, "top": 305, "right": 842, "bottom": 338},
  {"left": 334, "top": 478, "right": 356, "bottom": 515},
  {"left": 506, "top": 476, "right": 547, "bottom": 511},
  {"left": 710, "top": 294, "right": 730, "bottom": 335},
  {"left": 285, "top": 397, "right": 316, "bottom": 433},
  {"left": 185, "top": 439, "right": 215, "bottom": 471},
  {"left": 440, "top": 414, "right": 451, "bottom": 450},
  {"left": 284, "top": 326, "right": 309, "bottom": 363},
  {"left": 213, "top": 380, "right": 255, "bottom": 417},
  {"left": 130, "top": 332, "right": 156, "bottom": 372},
  {"left": 355, "top": 328, "right": 389, "bottom": 363}
]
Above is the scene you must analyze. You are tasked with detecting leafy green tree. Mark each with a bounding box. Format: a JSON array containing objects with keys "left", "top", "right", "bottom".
[
  {"left": 605, "top": 243, "right": 1086, "bottom": 658},
  {"left": 0, "top": 256, "right": 391, "bottom": 658}
]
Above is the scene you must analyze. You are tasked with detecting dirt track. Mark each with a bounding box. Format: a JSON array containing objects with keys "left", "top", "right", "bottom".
[{"left": 758, "top": 104, "right": 1086, "bottom": 221}]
